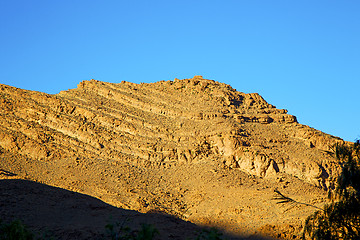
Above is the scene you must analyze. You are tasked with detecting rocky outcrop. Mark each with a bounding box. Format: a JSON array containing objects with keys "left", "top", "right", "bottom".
[
  {"left": 0, "top": 76, "right": 343, "bottom": 189},
  {"left": 1, "top": 76, "right": 347, "bottom": 238}
]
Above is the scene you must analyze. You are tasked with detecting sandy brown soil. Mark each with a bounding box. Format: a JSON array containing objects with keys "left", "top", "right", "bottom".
[{"left": 0, "top": 76, "right": 344, "bottom": 239}]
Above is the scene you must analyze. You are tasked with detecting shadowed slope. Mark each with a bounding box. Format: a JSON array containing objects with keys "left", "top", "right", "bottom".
[{"left": 0, "top": 179, "right": 271, "bottom": 240}]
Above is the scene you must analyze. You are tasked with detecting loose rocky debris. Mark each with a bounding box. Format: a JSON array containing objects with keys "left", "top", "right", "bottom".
[{"left": 0, "top": 76, "right": 344, "bottom": 239}]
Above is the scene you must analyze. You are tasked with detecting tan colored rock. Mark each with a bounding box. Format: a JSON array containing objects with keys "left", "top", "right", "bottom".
[{"left": 0, "top": 76, "right": 344, "bottom": 238}]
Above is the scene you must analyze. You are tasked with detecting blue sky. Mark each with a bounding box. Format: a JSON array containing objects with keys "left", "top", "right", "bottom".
[{"left": 1, "top": 1, "right": 359, "bottom": 141}]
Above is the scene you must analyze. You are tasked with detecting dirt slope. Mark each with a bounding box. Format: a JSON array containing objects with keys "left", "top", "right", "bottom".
[
  {"left": 0, "top": 76, "right": 344, "bottom": 239},
  {"left": 2, "top": 178, "right": 259, "bottom": 240}
]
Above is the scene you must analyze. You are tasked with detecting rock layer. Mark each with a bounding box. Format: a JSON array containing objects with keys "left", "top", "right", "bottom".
[
  {"left": 0, "top": 76, "right": 342, "bottom": 187},
  {"left": 0, "top": 76, "right": 344, "bottom": 238}
]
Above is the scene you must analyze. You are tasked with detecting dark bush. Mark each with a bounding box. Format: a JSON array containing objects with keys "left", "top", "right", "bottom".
[{"left": 303, "top": 140, "right": 360, "bottom": 240}]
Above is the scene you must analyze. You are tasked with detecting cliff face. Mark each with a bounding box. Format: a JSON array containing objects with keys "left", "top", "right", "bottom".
[{"left": 0, "top": 76, "right": 344, "bottom": 238}]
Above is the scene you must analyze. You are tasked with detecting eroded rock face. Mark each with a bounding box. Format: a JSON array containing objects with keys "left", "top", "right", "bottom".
[
  {"left": 1, "top": 76, "right": 346, "bottom": 238},
  {"left": 0, "top": 76, "right": 343, "bottom": 189}
]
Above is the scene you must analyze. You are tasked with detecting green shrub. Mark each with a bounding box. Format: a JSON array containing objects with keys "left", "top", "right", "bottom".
[
  {"left": 194, "top": 227, "right": 224, "bottom": 240},
  {"left": 135, "top": 224, "right": 159, "bottom": 240},
  {"left": 0, "top": 219, "right": 34, "bottom": 240},
  {"left": 303, "top": 140, "right": 360, "bottom": 240},
  {"left": 105, "top": 219, "right": 158, "bottom": 240}
]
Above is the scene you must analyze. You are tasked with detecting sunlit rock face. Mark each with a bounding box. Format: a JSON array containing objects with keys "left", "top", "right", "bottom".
[
  {"left": 0, "top": 76, "right": 344, "bottom": 237},
  {"left": 0, "top": 76, "right": 342, "bottom": 188}
]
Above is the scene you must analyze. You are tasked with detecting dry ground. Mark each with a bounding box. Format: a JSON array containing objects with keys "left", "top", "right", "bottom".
[{"left": 0, "top": 77, "right": 341, "bottom": 239}]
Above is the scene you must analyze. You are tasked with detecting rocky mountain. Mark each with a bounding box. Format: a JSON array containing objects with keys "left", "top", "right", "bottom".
[{"left": 0, "top": 76, "right": 344, "bottom": 239}]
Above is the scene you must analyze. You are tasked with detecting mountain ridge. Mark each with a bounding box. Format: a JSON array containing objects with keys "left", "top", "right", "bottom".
[{"left": 0, "top": 76, "right": 344, "bottom": 238}]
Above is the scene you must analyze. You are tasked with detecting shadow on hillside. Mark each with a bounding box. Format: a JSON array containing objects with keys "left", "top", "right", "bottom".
[
  {"left": 0, "top": 179, "right": 271, "bottom": 240},
  {"left": 0, "top": 169, "right": 17, "bottom": 176}
]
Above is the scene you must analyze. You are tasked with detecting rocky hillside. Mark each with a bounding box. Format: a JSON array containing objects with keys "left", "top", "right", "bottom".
[{"left": 0, "top": 76, "right": 344, "bottom": 239}]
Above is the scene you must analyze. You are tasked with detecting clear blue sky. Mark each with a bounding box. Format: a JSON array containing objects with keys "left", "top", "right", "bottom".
[{"left": 1, "top": 1, "right": 359, "bottom": 141}]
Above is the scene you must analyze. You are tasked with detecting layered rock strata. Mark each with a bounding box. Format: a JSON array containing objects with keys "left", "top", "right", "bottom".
[{"left": 0, "top": 76, "right": 342, "bottom": 189}]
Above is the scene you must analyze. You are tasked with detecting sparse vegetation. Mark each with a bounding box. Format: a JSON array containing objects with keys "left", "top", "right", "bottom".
[
  {"left": 105, "top": 218, "right": 158, "bottom": 240},
  {"left": 302, "top": 140, "right": 360, "bottom": 240},
  {"left": 0, "top": 216, "right": 231, "bottom": 240},
  {"left": 2, "top": 78, "right": 354, "bottom": 239},
  {"left": 135, "top": 224, "right": 159, "bottom": 240},
  {"left": 105, "top": 219, "right": 226, "bottom": 240},
  {"left": 274, "top": 140, "right": 360, "bottom": 239},
  {"left": 0, "top": 219, "right": 54, "bottom": 240},
  {"left": 0, "top": 219, "right": 35, "bottom": 240},
  {"left": 194, "top": 227, "right": 224, "bottom": 240}
]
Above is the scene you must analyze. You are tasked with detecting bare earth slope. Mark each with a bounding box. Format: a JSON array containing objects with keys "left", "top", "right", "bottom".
[{"left": 0, "top": 76, "right": 344, "bottom": 239}]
